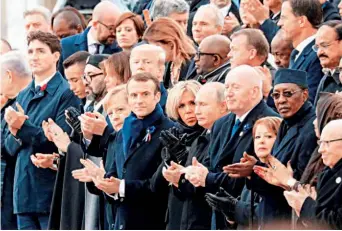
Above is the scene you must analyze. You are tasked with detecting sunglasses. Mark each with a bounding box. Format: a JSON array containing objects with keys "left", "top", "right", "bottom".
[{"left": 271, "top": 90, "right": 302, "bottom": 100}]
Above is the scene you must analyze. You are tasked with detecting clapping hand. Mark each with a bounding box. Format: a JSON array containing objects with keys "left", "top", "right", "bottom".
[
  {"left": 223, "top": 152, "right": 257, "bottom": 178},
  {"left": 181, "top": 157, "right": 208, "bottom": 187},
  {"left": 4, "top": 103, "right": 28, "bottom": 136},
  {"left": 79, "top": 112, "right": 108, "bottom": 140}
]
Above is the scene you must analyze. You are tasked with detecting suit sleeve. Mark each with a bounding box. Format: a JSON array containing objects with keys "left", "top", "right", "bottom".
[
  {"left": 259, "top": 19, "right": 280, "bottom": 44},
  {"left": 300, "top": 197, "right": 342, "bottom": 229},
  {"left": 16, "top": 90, "right": 80, "bottom": 152},
  {"left": 306, "top": 58, "right": 324, "bottom": 104}
]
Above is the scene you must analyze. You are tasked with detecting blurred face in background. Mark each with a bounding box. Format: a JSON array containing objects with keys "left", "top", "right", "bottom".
[
  {"left": 25, "top": 13, "right": 51, "bottom": 34},
  {"left": 106, "top": 92, "right": 131, "bottom": 131}
]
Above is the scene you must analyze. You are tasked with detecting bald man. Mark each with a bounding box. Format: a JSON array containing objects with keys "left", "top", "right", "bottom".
[
  {"left": 182, "top": 65, "right": 279, "bottom": 229},
  {"left": 193, "top": 34, "right": 231, "bottom": 84},
  {"left": 52, "top": 10, "right": 83, "bottom": 40},
  {"left": 58, "top": 1, "right": 122, "bottom": 75},
  {"left": 271, "top": 30, "right": 293, "bottom": 68}
]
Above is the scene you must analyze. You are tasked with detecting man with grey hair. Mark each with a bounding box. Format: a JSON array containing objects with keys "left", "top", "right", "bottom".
[
  {"left": 150, "top": 0, "right": 190, "bottom": 32},
  {"left": 1, "top": 51, "right": 31, "bottom": 230},
  {"left": 24, "top": 6, "right": 52, "bottom": 34},
  {"left": 186, "top": 4, "right": 224, "bottom": 79},
  {"left": 129, "top": 44, "right": 168, "bottom": 109},
  {"left": 182, "top": 65, "right": 279, "bottom": 229}
]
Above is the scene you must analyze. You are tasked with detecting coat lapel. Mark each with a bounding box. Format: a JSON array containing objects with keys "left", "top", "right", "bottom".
[
  {"left": 273, "top": 126, "right": 299, "bottom": 158},
  {"left": 292, "top": 40, "right": 315, "bottom": 69},
  {"left": 75, "top": 27, "right": 90, "bottom": 52}
]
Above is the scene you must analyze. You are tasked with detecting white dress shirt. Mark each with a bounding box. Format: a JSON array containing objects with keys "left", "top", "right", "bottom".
[
  {"left": 294, "top": 34, "right": 316, "bottom": 62},
  {"left": 87, "top": 32, "right": 104, "bottom": 55}
]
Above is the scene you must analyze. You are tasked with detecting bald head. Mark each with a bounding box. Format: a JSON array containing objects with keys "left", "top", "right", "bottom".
[
  {"left": 53, "top": 10, "right": 83, "bottom": 39},
  {"left": 93, "top": 1, "right": 121, "bottom": 21},
  {"left": 271, "top": 30, "right": 293, "bottom": 68},
  {"left": 130, "top": 44, "right": 166, "bottom": 81},
  {"left": 200, "top": 34, "right": 230, "bottom": 59},
  {"left": 319, "top": 119, "right": 342, "bottom": 168},
  {"left": 195, "top": 82, "right": 227, "bottom": 129},
  {"left": 225, "top": 65, "right": 263, "bottom": 116}
]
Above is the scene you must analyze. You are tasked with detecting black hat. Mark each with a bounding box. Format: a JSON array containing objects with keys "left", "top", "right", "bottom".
[
  {"left": 274, "top": 68, "right": 308, "bottom": 88},
  {"left": 86, "top": 54, "right": 110, "bottom": 69}
]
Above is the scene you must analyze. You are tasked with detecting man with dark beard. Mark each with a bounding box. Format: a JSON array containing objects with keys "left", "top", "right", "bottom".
[{"left": 58, "top": 1, "right": 122, "bottom": 75}]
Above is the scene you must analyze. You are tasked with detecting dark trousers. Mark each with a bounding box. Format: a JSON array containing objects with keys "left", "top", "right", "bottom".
[{"left": 17, "top": 213, "right": 49, "bottom": 230}]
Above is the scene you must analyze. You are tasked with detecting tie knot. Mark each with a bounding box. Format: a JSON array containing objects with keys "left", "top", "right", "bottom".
[{"left": 235, "top": 119, "right": 241, "bottom": 126}]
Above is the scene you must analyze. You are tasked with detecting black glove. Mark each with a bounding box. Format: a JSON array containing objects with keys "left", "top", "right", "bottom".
[
  {"left": 159, "top": 127, "right": 187, "bottom": 163},
  {"left": 205, "top": 187, "right": 238, "bottom": 221},
  {"left": 65, "top": 106, "right": 82, "bottom": 141}
]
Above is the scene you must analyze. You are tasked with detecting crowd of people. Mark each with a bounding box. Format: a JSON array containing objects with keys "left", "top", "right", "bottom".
[{"left": 1, "top": 0, "right": 342, "bottom": 230}]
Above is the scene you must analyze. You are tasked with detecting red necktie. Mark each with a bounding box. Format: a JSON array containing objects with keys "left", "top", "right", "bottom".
[{"left": 40, "top": 84, "right": 47, "bottom": 91}]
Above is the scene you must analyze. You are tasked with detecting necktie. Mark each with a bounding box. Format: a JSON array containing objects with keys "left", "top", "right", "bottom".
[
  {"left": 231, "top": 119, "right": 241, "bottom": 138},
  {"left": 86, "top": 101, "right": 95, "bottom": 112},
  {"left": 289, "top": 49, "right": 299, "bottom": 68},
  {"left": 94, "top": 43, "right": 100, "bottom": 54}
]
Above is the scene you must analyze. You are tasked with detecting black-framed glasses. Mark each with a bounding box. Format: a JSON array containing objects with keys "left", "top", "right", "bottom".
[
  {"left": 317, "top": 138, "right": 342, "bottom": 147},
  {"left": 83, "top": 72, "right": 104, "bottom": 82},
  {"left": 271, "top": 89, "right": 302, "bottom": 100},
  {"left": 195, "top": 51, "right": 223, "bottom": 59},
  {"left": 97, "top": 21, "right": 115, "bottom": 32}
]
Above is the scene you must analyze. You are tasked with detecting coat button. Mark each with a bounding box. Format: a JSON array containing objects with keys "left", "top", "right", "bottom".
[
  {"left": 181, "top": 179, "right": 186, "bottom": 183},
  {"left": 119, "top": 224, "right": 123, "bottom": 229},
  {"left": 120, "top": 198, "right": 124, "bottom": 202}
]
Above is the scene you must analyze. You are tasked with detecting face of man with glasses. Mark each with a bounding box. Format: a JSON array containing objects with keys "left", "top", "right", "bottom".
[
  {"left": 93, "top": 16, "right": 117, "bottom": 45},
  {"left": 318, "top": 120, "right": 342, "bottom": 169},
  {"left": 314, "top": 25, "right": 341, "bottom": 69},
  {"left": 83, "top": 64, "right": 106, "bottom": 97},
  {"left": 272, "top": 83, "right": 309, "bottom": 119}
]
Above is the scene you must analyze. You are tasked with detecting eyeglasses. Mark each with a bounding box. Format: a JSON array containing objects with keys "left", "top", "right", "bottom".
[
  {"left": 97, "top": 21, "right": 115, "bottom": 32},
  {"left": 271, "top": 89, "right": 302, "bottom": 100},
  {"left": 312, "top": 41, "right": 337, "bottom": 52},
  {"left": 195, "top": 51, "right": 223, "bottom": 59},
  {"left": 317, "top": 138, "right": 342, "bottom": 147},
  {"left": 83, "top": 72, "right": 103, "bottom": 82}
]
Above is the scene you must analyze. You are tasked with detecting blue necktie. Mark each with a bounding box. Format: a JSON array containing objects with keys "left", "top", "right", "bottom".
[
  {"left": 289, "top": 49, "right": 299, "bottom": 68},
  {"left": 231, "top": 119, "right": 241, "bottom": 138}
]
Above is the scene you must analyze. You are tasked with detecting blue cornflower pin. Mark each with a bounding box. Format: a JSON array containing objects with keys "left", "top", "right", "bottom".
[
  {"left": 240, "top": 124, "right": 252, "bottom": 136},
  {"left": 143, "top": 126, "right": 156, "bottom": 142}
]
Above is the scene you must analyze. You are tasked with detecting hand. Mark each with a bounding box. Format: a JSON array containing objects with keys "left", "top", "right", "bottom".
[
  {"left": 4, "top": 103, "right": 28, "bottom": 130},
  {"left": 72, "top": 168, "right": 93, "bottom": 182},
  {"left": 159, "top": 127, "right": 187, "bottom": 162},
  {"left": 254, "top": 66, "right": 273, "bottom": 98},
  {"left": 65, "top": 107, "right": 82, "bottom": 135},
  {"left": 47, "top": 118, "right": 71, "bottom": 152},
  {"left": 30, "top": 153, "right": 59, "bottom": 169},
  {"left": 42, "top": 120, "right": 53, "bottom": 141},
  {"left": 205, "top": 187, "right": 238, "bottom": 220},
  {"left": 222, "top": 13, "right": 240, "bottom": 35},
  {"left": 246, "top": 0, "right": 270, "bottom": 24},
  {"left": 93, "top": 175, "right": 121, "bottom": 194},
  {"left": 162, "top": 161, "right": 184, "bottom": 187},
  {"left": 181, "top": 157, "right": 208, "bottom": 187},
  {"left": 80, "top": 159, "right": 106, "bottom": 179},
  {"left": 79, "top": 112, "right": 108, "bottom": 138},
  {"left": 302, "top": 184, "right": 317, "bottom": 200},
  {"left": 240, "top": 0, "right": 258, "bottom": 26},
  {"left": 223, "top": 152, "right": 257, "bottom": 178},
  {"left": 283, "top": 185, "right": 310, "bottom": 216}
]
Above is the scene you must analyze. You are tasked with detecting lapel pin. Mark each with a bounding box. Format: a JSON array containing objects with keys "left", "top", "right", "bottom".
[
  {"left": 239, "top": 132, "right": 243, "bottom": 137},
  {"left": 336, "top": 177, "right": 341, "bottom": 184}
]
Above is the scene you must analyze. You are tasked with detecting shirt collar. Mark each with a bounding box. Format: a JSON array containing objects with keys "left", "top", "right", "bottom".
[
  {"left": 236, "top": 108, "right": 252, "bottom": 123},
  {"left": 34, "top": 73, "right": 55, "bottom": 88},
  {"left": 87, "top": 31, "right": 100, "bottom": 46},
  {"left": 295, "top": 34, "right": 316, "bottom": 55},
  {"left": 271, "top": 11, "right": 281, "bottom": 20},
  {"left": 219, "top": 3, "right": 231, "bottom": 17}
]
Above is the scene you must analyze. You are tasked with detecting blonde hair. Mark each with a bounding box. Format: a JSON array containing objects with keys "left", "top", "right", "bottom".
[
  {"left": 252, "top": 116, "right": 283, "bottom": 138},
  {"left": 103, "top": 84, "right": 128, "bottom": 112},
  {"left": 143, "top": 17, "right": 196, "bottom": 63},
  {"left": 166, "top": 80, "right": 201, "bottom": 120}
]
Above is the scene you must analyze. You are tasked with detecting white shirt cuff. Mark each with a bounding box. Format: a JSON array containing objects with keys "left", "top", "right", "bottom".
[
  {"left": 119, "top": 179, "right": 125, "bottom": 197},
  {"left": 106, "top": 192, "right": 119, "bottom": 200}
]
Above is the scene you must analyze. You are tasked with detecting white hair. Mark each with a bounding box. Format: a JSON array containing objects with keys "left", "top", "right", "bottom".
[
  {"left": 0, "top": 51, "right": 31, "bottom": 78},
  {"left": 23, "top": 5, "right": 52, "bottom": 23},
  {"left": 196, "top": 4, "right": 224, "bottom": 27},
  {"left": 151, "top": 0, "right": 190, "bottom": 20},
  {"left": 131, "top": 44, "right": 166, "bottom": 64}
]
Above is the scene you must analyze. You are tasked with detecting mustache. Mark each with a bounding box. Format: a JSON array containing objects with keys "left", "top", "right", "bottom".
[{"left": 319, "top": 54, "right": 329, "bottom": 59}]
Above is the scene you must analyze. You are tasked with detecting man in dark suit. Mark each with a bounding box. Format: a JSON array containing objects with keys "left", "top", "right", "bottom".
[
  {"left": 93, "top": 73, "right": 174, "bottom": 230},
  {"left": 3, "top": 31, "right": 81, "bottom": 230},
  {"left": 278, "top": 0, "right": 324, "bottom": 104},
  {"left": 314, "top": 21, "right": 342, "bottom": 104},
  {"left": 58, "top": 1, "right": 122, "bottom": 75},
  {"left": 321, "top": 0, "right": 341, "bottom": 21},
  {"left": 193, "top": 35, "right": 231, "bottom": 84},
  {"left": 249, "top": 69, "right": 317, "bottom": 229},
  {"left": 0, "top": 51, "right": 31, "bottom": 230},
  {"left": 183, "top": 65, "right": 279, "bottom": 229}
]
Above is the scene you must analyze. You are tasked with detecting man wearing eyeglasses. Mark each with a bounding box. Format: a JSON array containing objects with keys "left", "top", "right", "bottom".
[
  {"left": 284, "top": 119, "right": 342, "bottom": 229},
  {"left": 277, "top": 0, "right": 324, "bottom": 104},
  {"left": 194, "top": 34, "right": 231, "bottom": 84},
  {"left": 247, "top": 68, "right": 317, "bottom": 229},
  {"left": 314, "top": 21, "right": 342, "bottom": 105},
  {"left": 58, "top": 1, "right": 122, "bottom": 76}
]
